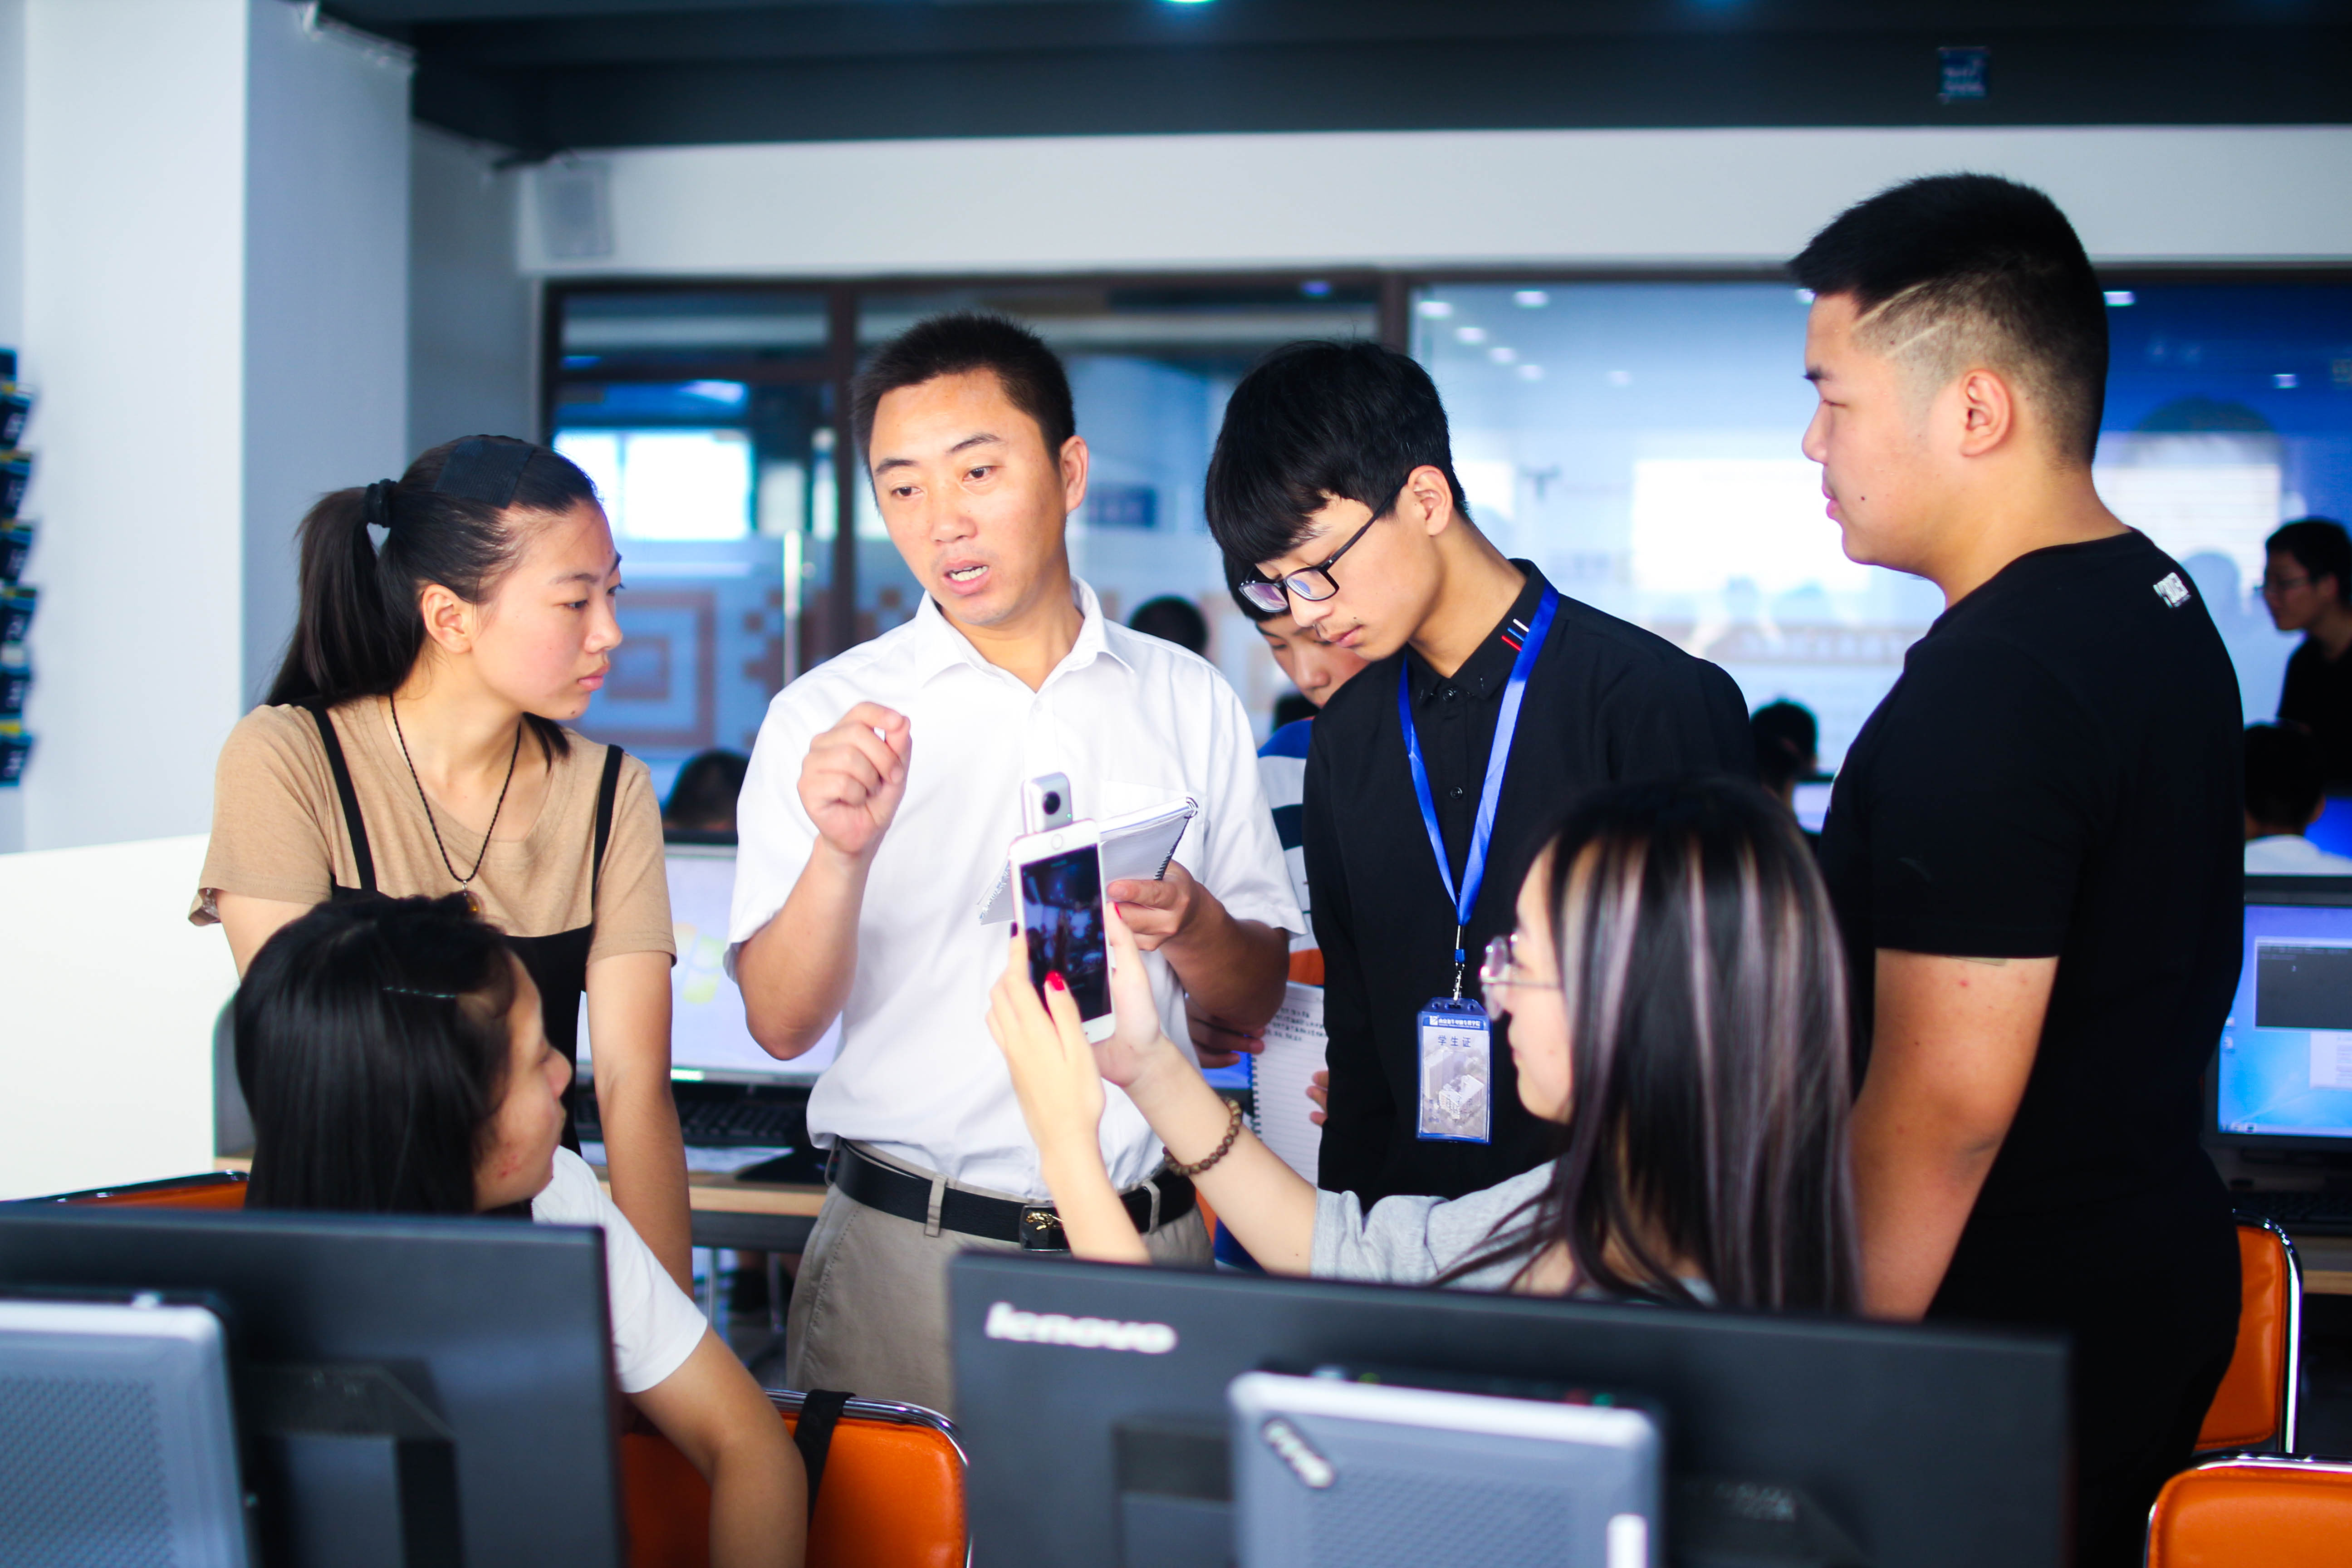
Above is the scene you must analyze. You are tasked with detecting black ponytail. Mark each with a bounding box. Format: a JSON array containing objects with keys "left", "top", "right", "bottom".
[{"left": 265, "top": 436, "right": 601, "bottom": 759}]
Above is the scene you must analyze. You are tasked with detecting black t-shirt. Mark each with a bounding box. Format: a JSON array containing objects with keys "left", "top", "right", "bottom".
[
  {"left": 1819, "top": 532, "right": 2243, "bottom": 1227},
  {"left": 1304, "top": 563, "right": 1752, "bottom": 1206},
  {"left": 2279, "top": 636, "right": 2352, "bottom": 792}
]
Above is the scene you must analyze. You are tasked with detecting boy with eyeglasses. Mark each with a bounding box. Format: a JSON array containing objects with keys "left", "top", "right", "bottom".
[
  {"left": 2263, "top": 516, "right": 2352, "bottom": 791},
  {"left": 1205, "top": 340, "right": 1750, "bottom": 1209}
]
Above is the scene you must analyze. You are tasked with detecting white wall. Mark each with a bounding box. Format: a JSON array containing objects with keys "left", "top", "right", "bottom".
[
  {"left": 0, "top": 836, "right": 233, "bottom": 1198},
  {"left": 0, "top": 0, "right": 22, "bottom": 855},
  {"left": 518, "top": 126, "right": 2352, "bottom": 277},
  {"left": 4, "top": 0, "right": 408, "bottom": 853},
  {"left": 411, "top": 123, "right": 534, "bottom": 453},
  {"left": 18, "top": 0, "right": 251, "bottom": 852},
  {"left": 242, "top": 0, "right": 411, "bottom": 706}
]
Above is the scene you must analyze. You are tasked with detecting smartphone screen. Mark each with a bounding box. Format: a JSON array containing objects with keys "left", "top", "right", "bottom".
[{"left": 1019, "top": 844, "right": 1111, "bottom": 1020}]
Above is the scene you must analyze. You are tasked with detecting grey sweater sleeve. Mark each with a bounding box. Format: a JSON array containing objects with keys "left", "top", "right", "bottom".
[{"left": 1309, "top": 1164, "right": 1555, "bottom": 1290}]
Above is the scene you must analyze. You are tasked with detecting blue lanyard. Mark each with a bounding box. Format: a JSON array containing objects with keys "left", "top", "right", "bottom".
[{"left": 1399, "top": 584, "right": 1560, "bottom": 996}]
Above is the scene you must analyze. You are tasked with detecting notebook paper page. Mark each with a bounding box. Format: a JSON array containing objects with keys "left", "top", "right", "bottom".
[{"left": 1251, "top": 982, "right": 1328, "bottom": 1183}]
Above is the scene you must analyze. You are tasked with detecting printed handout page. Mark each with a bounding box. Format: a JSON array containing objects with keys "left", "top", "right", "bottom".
[{"left": 1251, "top": 982, "right": 1328, "bottom": 1183}]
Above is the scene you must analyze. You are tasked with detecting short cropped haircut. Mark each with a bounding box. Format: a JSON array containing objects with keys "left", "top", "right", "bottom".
[
  {"left": 1791, "top": 174, "right": 2108, "bottom": 466},
  {"left": 851, "top": 312, "right": 1076, "bottom": 461},
  {"left": 1205, "top": 339, "right": 1470, "bottom": 569},
  {"left": 2268, "top": 517, "right": 2352, "bottom": 605},
  {"left": 2247, "top": 723, "right": 2326, "bottom": 832}
]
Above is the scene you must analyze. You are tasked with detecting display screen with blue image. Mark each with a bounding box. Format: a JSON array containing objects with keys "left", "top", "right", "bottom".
[{"left": 2217, "top": 897, "right": 2352, "bottom": 1140}]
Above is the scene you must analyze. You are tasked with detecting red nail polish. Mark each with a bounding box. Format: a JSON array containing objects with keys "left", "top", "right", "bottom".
[{"left": 1046, "top": 971, "right": 1067, "bottom": 993}]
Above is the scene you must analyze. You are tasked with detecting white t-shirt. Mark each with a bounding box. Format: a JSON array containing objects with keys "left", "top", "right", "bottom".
[
  {"left": 2245, "top": 833, "right": 2352, "bottom": 876},
  {"left": 532, "top": 1148, "right": 707, "bottom": 1395},
  {"left": 730, "top": 579, "right": 1303, "bottom": 1198}
]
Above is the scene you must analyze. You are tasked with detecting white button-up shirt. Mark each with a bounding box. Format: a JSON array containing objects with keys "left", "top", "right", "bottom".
[{"left": 730, "top": 580, "right": 1302, "bottom": 1199}]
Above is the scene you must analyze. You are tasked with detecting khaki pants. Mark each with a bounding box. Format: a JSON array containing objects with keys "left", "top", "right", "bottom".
[{"left": 783, "top": 1148, "right": 1211, "bottom": 1416}]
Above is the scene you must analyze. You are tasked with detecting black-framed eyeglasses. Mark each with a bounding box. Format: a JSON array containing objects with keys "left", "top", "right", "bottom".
[
  {"left": 1476, "top": 933, "right": 1561, "bottom": 1001},
  {"left": 2261, "top": 572, "right": 2314, "bottom": 596},
  {"left": 1237, "top": 511, "right": 1382, "bottom": 615}
]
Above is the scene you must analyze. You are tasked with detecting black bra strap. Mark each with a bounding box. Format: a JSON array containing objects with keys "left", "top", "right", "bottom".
[
  {"left": 307, "top": 703, "right": 377, "bottom": 894},
  {"left": 590, "top": 742, "right": 625, "bottom": 909}
]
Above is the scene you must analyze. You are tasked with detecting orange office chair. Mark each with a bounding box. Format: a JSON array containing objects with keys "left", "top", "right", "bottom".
[
  {"left": 2195, "top": 1214, "right": 2302, "bottom": 1454},
  {"left": 2147, "top": 1456, "right": 2352, "bottom": 1567},
  {"left": 624, "top": 1390, "right": 967, "bottom": 1568},
  {"left": 41, "top": 1171, "right": 250, "bottom": 1211}
]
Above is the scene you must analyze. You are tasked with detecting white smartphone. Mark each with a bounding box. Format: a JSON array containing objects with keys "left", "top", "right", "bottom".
[{"left": 1009, "top": 820, "right": 1115, "bottom": 1043}]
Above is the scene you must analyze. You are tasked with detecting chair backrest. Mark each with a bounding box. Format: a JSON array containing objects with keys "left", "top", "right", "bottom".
[
  {"left": 2197, "top": 1216, "right": 2301, "bottom": 1453},
  {"left": 44, "top": 1172, "right": 251, "bottom": 1211},
  {"left": 624, "top": 1392, "right": 966, "bottom": 1568},
  {"left": 2147, "top": 1457, "right": 2352, "bottom": 1567}
]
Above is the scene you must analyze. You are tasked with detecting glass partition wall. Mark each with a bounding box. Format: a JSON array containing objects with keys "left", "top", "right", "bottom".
[{"left": 546, "top": 273, "right": 2352, "bottom": 788}]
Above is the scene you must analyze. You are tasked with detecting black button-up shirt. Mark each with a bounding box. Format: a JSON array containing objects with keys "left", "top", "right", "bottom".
[{"left": 1303, "top": 563, "right": 1753, "bottom": 1205}]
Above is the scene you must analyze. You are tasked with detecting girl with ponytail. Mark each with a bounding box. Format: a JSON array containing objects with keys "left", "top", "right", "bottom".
[{"left": 192, "top": 436, "right": 693, "bottom": 1288}]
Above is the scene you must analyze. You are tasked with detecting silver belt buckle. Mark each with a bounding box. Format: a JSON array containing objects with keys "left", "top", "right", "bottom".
[{"left": 1018, "top": 1205, "right": 1068, "bottom": 1253}]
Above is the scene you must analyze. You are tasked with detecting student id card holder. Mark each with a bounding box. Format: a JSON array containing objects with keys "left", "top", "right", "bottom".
[{"left": 1416, "top": 995, "right": 1494, "bottom": 1144}]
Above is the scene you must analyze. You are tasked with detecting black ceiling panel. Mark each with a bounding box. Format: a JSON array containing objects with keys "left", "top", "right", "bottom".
[{"left": 325, "top": 0, "right": 2352, "bottom": 154}]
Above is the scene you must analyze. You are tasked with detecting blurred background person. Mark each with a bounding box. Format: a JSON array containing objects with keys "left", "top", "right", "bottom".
[
  {"left": 2244, "top": 722, "right": 2352, "bottom": 873},
  {"left": 2264, "top": 517, "right": 2352, "bottom": 791},
  {"left": 1751, "top": 698, "right": 1821, "bottom": 815},
  {"left": 1127, "top": 594, "right": 1210, "bottom": 657},
  {"left": 664, "top": 748, "right": 750, "bottom": 837}
]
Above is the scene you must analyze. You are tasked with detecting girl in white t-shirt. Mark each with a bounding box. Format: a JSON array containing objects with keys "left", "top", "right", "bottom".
[{"left": 236, "top": 893, "right": 805, "bottom": 1568}]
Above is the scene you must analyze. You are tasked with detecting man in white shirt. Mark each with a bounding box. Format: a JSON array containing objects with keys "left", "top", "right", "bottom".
[
  {"left": 2244, "top": 720, "right": 2352, "bottom": 874},
  {"left": 730, "top": 314, "right": 1299, "bottom": 1412}
]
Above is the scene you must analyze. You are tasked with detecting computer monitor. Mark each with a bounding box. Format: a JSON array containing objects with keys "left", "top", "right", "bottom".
[
  {"left": 2212, "top": 873, "right": 2352, "bottom": 1153},
  {"left": 582, "top": 843, "right": 840, "bottom": 1087},
  {"left": 0, "top": 1205, "right": 624, "bottom": 1567},
  {"left": 951, "top": 1253, "right": 2068, "bottom": 1568}
]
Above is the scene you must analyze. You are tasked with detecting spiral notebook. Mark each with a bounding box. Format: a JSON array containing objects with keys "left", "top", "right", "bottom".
[{"left": 1250, "top": 982, "right": 1327, "bottom": 1183}]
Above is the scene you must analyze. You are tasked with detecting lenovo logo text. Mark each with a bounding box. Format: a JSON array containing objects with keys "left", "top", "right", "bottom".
[{"left": 983, "top": 1300, "right": 1179, "bottom": 1354}]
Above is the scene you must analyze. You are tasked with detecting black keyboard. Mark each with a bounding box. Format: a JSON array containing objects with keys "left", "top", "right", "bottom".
[
  {"left": 2231, "top": 1189, "right": 2352, "bottom": 1235},
  {"left": 575, "top": 1083, "right": 810, "bottom": 1150}
]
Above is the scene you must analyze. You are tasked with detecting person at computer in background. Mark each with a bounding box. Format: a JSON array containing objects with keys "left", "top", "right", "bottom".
[
  {"left": 729, "top": 314, "right": 1299, "bottom": 1414},
  {"left": 1127, "top": 594, "right": 1211, "bottom": 657},
  {"left": 1206, "top": 340, "right": 1751, "bottom": 1214},
  {"left": 2262, "top": 516, "right": 2352, "bottom": 792},
  {"left": 237, "top": 895, "right": 806, "bottom": 1568},
  {"left": 1795, "top": 175, "right": 2241, "bottom": 1567},
  {"left": 2244, "top": 723, "right": 2352, "bottom": 874},
  {"left": 985, "top": 776, "right": 1860, "bottom": 1311},
  {"left": 1750, "top": 700, "right": 1819, "bottom": 818},
  {"left": 192, "top": 436, "right": 691, "bottom": 1292},
  {"left": 665, "top": 748, "right": 750, "bottom": 836}
]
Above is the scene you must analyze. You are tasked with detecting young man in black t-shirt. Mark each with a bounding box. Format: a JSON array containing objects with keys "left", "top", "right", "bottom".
[
  {"left": 1798, "top": 176, "right": 2242, "bottom": 1567},
  {"left": 2264, "top": 515, "right": 2352, "bottom": 789},
  {"left": 1204, "top": 341, "right": 1749, "bottom": 1207}
]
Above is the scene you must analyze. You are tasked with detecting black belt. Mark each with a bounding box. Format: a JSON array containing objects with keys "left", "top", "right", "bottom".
[{"left": 825, "top": 1141, "right": 1195, "bottom": 1253}]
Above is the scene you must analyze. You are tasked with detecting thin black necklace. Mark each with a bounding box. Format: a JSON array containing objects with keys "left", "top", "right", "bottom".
[{"left": 389, "top": 696, "right": 523, "bottom": 892}]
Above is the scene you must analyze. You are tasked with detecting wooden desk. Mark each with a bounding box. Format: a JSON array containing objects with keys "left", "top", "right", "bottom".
[
  {"left": 2290, "top": 1234, "right": 2352, "bottom": 1297},
  {"left": 665, "top": 1169, "right": 825, "bottom": 1253},
  {"left": 214, "top": 1155, "right": 826, "bottom": 1253}
]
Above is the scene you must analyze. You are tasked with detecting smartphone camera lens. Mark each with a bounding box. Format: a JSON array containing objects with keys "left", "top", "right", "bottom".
[{"left": 1042, "top": 791, "right": 1062, "bottom": 816}]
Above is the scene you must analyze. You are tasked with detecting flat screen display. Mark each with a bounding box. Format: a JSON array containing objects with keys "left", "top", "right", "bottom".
[
  {"left": 580, "top": 846, "right": 840, "bottom": 1084},
  {"left": 2216, "top": 898, "right": 2352, "bottom": 1141}
]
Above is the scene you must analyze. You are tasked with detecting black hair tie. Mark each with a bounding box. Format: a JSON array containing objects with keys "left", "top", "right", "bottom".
[{"left": 362, "top": 479, "right": 398, "bottom": 557}]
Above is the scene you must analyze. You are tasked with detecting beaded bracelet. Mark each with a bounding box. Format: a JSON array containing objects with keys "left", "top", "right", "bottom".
[{"left": 1168, "top": 1098, "right": 1245, "bottom": 1179}]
